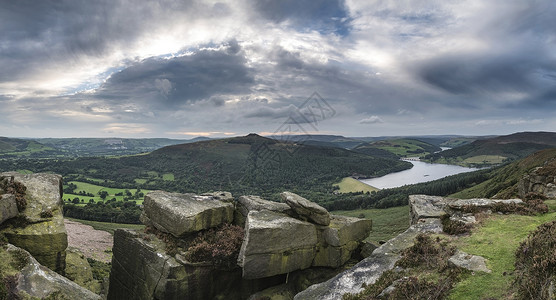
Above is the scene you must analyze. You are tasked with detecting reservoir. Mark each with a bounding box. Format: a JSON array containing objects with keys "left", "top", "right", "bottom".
[{"left": 359, "top": 161, "right": 480, "bottom": 189}]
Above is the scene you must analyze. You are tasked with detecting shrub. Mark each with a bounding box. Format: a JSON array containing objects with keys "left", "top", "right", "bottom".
[
  {"left": 186, "top": 224, "right": 244, "bottom": 267},
  {"left": 441, "top": 215, "right": 472, "bottom": 235},
  {"left": 397, "top": 234, "right": 456, "bottom": 270},
  {"left": 514, "top": 220, "right": 556, "bottom": 300},
  {"left": 0, "top": 176, "right": 27, "bottom": 212}
]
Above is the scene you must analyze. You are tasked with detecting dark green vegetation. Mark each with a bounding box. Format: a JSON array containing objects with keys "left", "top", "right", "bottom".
[
  {"left": 0, "top": 134, "right": 411, "bottom": 202},
  {"left": 63, "top": 201, "right": 142, "bottom": 224},
  {"left": 451, "top": 148, "right": 556, "bottom": 199},
  {"left": 425, "top": 131, "right": 556, "bottom": 167},
  {"left": 353, "top": 138, "right": 441, "bottom": 158},
  {"left": 514, "top": 220, "right": 556, "bottom": 300}
]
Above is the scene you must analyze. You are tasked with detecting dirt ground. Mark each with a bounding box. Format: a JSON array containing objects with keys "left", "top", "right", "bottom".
[{"left": 64, "top": 219, "right": 113, "bottom": 263}]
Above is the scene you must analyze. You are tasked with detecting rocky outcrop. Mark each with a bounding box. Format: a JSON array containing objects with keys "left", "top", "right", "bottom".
[
  {"left": 0, "top": 172, "right": 67, "bottom": 274},
  {"left": 295, "top": 194, "right": 510, "bottom": 299},
  {"left": 141, "top": 191, "right": 234, "bottom": 237},
  {"left": 238, "top": 210, "right": 317, "bottom": 279},
  {"left": 1, "top": 244, "right": 100, "bottom": 300},
  {"left": 281, "top": 192, "right": 330, "bottom": 226},
  {"left": 109, "top": 191, "right": 373, "bottom": 299},
  {"left": 295, "top": 219, "right": 442, "bottom": 300},
  {"left": 518, "top": 167, "right": 556, "bottom": 198}
]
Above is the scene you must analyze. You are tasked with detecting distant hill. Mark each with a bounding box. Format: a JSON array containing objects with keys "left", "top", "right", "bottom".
[
  {"left": 30, "top": 137, "right": 200, "bottom": 157},
  {"left": 425, "top": 132, "right": 556, "bottom": 167},
  {"left": 450, "top": 147, "right": 556, "bottom": 199},
  {"left": 353, "top": 138, "right": 441, "bottom": 158},
  {"left": 6, "top": 134, "right": 411, "bottom": 200},
  {"left": 0, "top": 137, "right": 55, "bottom": 158},
  {"left": 268, "top": 134, "right": 364, "bottom": 149}
]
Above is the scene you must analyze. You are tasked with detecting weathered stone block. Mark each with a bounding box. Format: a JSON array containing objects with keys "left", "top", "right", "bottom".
[
  {"left": 323, "top": 215, "right": 372, "bottom": 247},
  {"left": 409, "top": 195, "right": 448, "bottom": 225},
  {"left": 142, "top": 191, "right": 234, "bottom": 237},
  {"left": 238, "top": 210, "right": 317, "bottom": 279}
]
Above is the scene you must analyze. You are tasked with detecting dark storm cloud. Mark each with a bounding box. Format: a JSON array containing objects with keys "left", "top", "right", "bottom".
[
  {"left": 252, "top": 0, "right": 351, "bottom": 35},
  {"left": 94, "top": 47, "right": 254, "bottom": 107},
  {"left": 417, "top": 51, "right": 546, "bottom": 95}
]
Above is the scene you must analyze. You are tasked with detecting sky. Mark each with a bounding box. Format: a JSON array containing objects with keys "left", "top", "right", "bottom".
[{"left": 1, "top": 0, "right": 555, "bottom": 139}]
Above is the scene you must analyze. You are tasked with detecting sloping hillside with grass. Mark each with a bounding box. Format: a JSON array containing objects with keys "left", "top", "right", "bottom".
[
  {"left": 450, "top": 148, "right": 556, "bottom": 199},
  {"left": 426, "top": 131, "right": 556, "bottom": 167}
]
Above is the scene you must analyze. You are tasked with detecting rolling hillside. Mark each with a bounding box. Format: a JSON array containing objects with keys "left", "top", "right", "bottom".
[
  {"left": 3, "top": 134, "right": 411, "bottom": 200},
  {"left": 425, "top": 131, "right": 556, "bottom": 167}
]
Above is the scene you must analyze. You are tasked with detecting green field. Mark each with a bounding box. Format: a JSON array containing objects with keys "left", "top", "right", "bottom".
[
  {"left": 462, "top": 155, "right": 506, "bottom": 165},
  {"left": 162, "top": 173, "right": 175, "bottom": 181},
  {"left": 449, "top": 205, "right": 556, "bottom": 299},
  {"left": 333, "top": 177, "right": 378, "bottom": 193},
  {"left": 66, "top": 218, "right": 145, "bottom": 235},
  {"left": 332, "top": 205, "right": 409, "bottom": 242},
  {"left": 64, "top": 181, "right": 150, "bottom": 205}
]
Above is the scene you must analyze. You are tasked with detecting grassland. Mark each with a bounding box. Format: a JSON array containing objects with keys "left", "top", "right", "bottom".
[
  {"left": 332, "top": 205, "right": 409, "bottom": 242},
  {"left": 66, "top": 217, "right": 145, "bottom": 235},
  {"left": 333, "top": 177, "right": 378, "bottom": 193},
  {"left": 448, "top": 202, "right": 556, "bottom": 299},
  {"left": 64, "top": 181, "right": 150, "bottom": 205}
]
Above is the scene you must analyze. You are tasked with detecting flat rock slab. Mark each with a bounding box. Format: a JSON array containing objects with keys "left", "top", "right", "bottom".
[
  {"left": 142, "top": 191, "right": 234, "bottom": 237},
  {"left": 449, "top": 250, "right": 491, "bottom": 273},
  {"left": 409, "top": 195, "right": 448, "bottom": 225},
  {"left": 281, "top": 192, "right": 330, "bottom": 226},
  {"left": 238, "top": 210, "right": 317, "bottom": 279},
  {"left": 449, "top": 198, "right": 523, "bottom": 209}
]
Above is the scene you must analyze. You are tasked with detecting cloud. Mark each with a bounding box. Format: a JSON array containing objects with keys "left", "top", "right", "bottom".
[
  {"left": 251, "top": 0, "right": 351, "bottom": 35},
  {"left": 94, "top": 46, "right": 254, "bottom": 108},
  {"left": 359, "top": 116, "right": 384, "bottom": 124}
]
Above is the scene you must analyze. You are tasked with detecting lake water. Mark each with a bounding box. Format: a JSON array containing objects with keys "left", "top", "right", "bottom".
[{"left": 359, "top": 161, "right": 480, "bottom": 189}]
